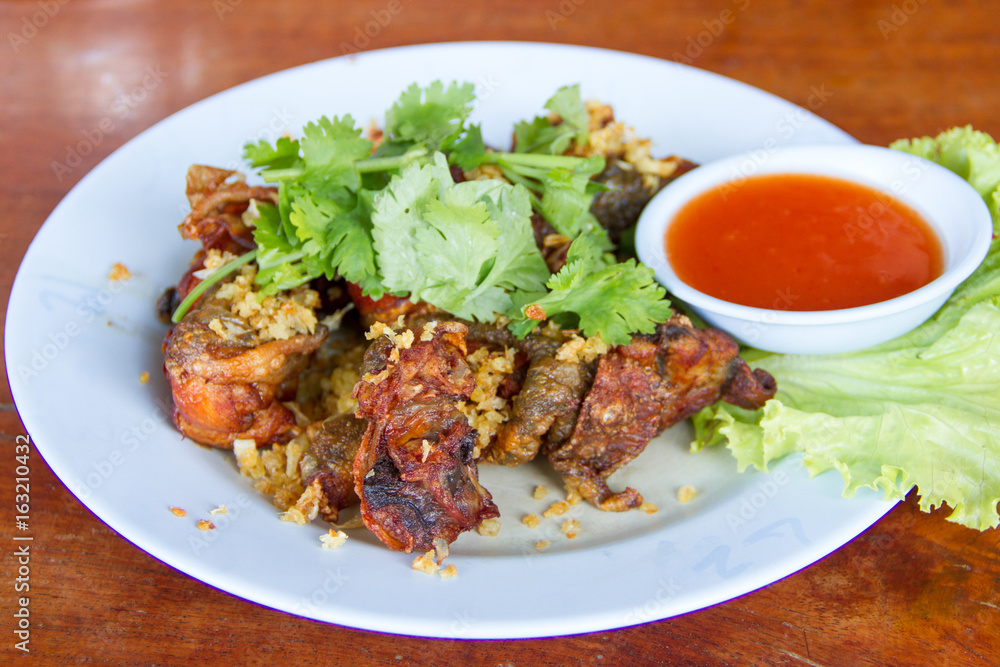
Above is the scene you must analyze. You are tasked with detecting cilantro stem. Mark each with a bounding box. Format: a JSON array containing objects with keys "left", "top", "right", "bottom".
[
  {"left": 498, "top": 166, "right": 542, "bottom": 193},
  {"left": 170, "top": 249, "right": 257, "bottom": 323},
  {"left": 357, "top": 147, "right": 428, "bottom": 173},
  {"left": 484, "top": 152, "right": 603, "bottom": 171},
  {"left": 260, "top": 168, "right": 302, "bottom": 182},
  {"left": 260, "top": 147, "right": 429, "bottom": 183}
]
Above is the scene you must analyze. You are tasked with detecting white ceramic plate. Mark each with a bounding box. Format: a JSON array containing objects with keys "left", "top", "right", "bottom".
[{"left": 6, "top": 42, "right": 894, "bottom": 639}]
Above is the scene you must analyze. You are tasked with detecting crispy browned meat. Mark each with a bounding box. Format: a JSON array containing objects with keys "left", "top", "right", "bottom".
[
  {"left": 352, "top": 321, "right": 499, "bottom": 552},
  {"left": 345, "top": 282, "right": 442, "bottom": 329},
  {"left": 162, "top": 284, "right": 327, "bottom": 448},
  {"left": 164, "top": 166, "right": 280, "bottom": 309},
  {"left": 179, "top": 165, "right": 277, "bottom": 252},
  {"left": 298, "top": 414, "right": 366, "bottom": 523},
  {"left": 483, "top": 330, "right": 594, "bottom": 466},
  {"left": 157, "top": 166, "right": 281, "bottom": 323},
  {"left": 589, "top": 160, "right": 695, "bottom": 247},
  {"left": 548, "top": 314, "right": 776, "bottom": 511}
]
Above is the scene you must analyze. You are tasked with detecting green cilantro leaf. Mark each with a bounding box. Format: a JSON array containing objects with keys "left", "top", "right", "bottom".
[
  {"left": 383, "top": 80, "right": 476, "bottom": 152},
  {"left": 298, "top": 115, "right": 373, "bottom": 194},
  {"left": 230, "top": 81, "right": 672, "bottom": 347},
  {"left": 513, "top": 84, "right": 589, "bottom": 155},
  {"left": 447, "top": 123, "right": 488, "bottom": 172},
  {"left": 539, "top": 159, "right": 611, "bottom": 248},
  {"left": 371, "top": 153, "right": 548, "bottom": 321},
  {"left": 510, "top": 233, "right": 672, "bottom": 346},
  {"left": 244, "top": 136, "right": 301, "bottom": 171}
]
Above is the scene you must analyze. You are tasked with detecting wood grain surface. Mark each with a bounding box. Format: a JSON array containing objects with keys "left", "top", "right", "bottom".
[{"left": 2, "top": 1, "right": 999, "bottom": 665}]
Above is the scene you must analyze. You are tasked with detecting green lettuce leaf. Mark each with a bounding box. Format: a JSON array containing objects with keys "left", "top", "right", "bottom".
[{"left": 693, "top": 127, "right": 1000, "bottom": 531}]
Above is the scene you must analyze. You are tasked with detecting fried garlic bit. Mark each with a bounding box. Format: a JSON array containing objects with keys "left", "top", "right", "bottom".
[
  {"left": 476, "top": 518, "right": 501, "bottom": 537},
  {"left": 320, "top": 529, "right": 348, "bottom": 550},
  {"left": 542, "top": 500, "right": 570, "bottom": 518},
  {"left": 109, "top": 262, "right": 132, "bottom": 281},
  {"left": 677, "top": 485, "right": 697, "bottom": 504},
  {"left": 411, "top": 538, "right": 458, "bottom": 578}
]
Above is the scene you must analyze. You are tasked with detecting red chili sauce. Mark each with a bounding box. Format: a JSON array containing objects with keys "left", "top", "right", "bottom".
[{"left": 664, "top": 173, "right": 945, "bottom": 311}]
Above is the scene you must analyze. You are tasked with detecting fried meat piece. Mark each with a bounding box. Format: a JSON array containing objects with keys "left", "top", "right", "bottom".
[
  {"left": 352, "top": 321, "right": 499, "bottom": 552},
  {"left": 589, "top": 160, "right": 696, "bottom": 247},
  {"left": 548, "top": 314, "right": 776, "bottom": 511},
  {"left": 155, "top": 166, "right": 281, "bottom": 322},
  {"left": 297, "top": 414, "right": 366, "bottom": 523},
  {"left": 162, "top": 284, "right": 327, "bottom": 448},
  {"left": 483, "top": 331, "right": 594, "bottom": 466},
  {"left": 345, "top": 282, "right": 441, "bottom": 329},
  {"left": 179, "top": 164, "right": 277, "bottom": 253}
]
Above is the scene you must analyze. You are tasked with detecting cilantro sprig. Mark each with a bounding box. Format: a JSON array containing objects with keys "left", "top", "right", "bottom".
[
  {"left": 371, "top": 154, "right": 550, "bottom": 322},
  {"left": 508, "top": 233, "right": 673, "bottom": 345},
  {"left": 171, "top": 81, "right": 673, "bottom": 346}
]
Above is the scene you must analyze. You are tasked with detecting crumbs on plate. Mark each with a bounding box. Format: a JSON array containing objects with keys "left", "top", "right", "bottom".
[
  {"left": 677, "top": 485, "right": 697, "bottom": 503},
  {"left": 320, "top": 529, "right": 348, "bottom": 550},
  {"left": 561, "top": 519, "right": 580, "bottom": 539},
  {"left": 109, "top": 262, "right": 132, "bottom": 281}
]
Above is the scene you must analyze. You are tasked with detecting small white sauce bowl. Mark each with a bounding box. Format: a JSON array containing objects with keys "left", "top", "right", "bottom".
[{"left": 635, "top": 144, "right": 994, "bottom": 354}]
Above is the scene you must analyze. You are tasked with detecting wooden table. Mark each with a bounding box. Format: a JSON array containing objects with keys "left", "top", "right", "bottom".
[{"left": 3, "top": 1, "right": 999, "bottom": 664}]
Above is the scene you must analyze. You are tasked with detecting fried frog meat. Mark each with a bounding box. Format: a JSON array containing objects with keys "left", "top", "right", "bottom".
[
  {"left": 547, "top": 314, "right": 777, "bottom": 511},
  {"left": 157, "top": 165, "right": 279, "bottom": 321},
  {"left": 162, "top": 283, "right": 327, "bottom": 448},
  {"left": 484, "top": 330, "right": 595, "bottom": 467},
  {"left": 352, "top": 321, "right": 499, "bottom": 552},
  {"left": 297, "top": 414, "right": 367, "bottom": 523}
]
